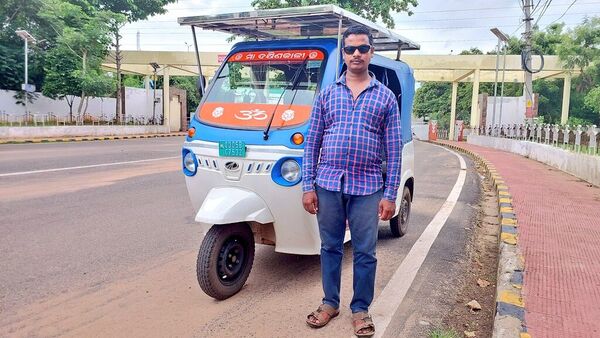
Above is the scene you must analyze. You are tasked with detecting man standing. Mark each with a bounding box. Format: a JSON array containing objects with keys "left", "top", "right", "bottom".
[{"left": 302, "top": 25, "right": 402, "bottom": 337}]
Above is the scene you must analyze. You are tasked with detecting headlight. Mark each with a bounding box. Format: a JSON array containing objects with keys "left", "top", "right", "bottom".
[
  {"left": 281, "top": 159, "right": 300, "bottom": 182},
  {"left": 182, "top": 150, "right": 197, "bottom": 176},
  {"left": 271, "top": 157, "right": 302, "bottom": 186}
]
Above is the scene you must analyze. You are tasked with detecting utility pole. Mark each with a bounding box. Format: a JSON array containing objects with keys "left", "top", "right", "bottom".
[{"left": 523, "top": 0, "right": 534, "bottom": 120}]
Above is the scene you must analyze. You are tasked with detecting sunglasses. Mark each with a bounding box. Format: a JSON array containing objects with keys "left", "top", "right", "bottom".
[{"left": 342, "top": 44, "right": 372, "bottom": 55}]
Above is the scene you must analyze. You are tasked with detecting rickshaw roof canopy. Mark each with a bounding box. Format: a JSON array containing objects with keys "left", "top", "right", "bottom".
[{"left": 177, "top": 5, "right": 420, "bottom": 51}]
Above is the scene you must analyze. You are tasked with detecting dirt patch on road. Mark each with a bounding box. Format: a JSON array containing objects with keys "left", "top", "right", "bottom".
[
  {"left": 0, "top": 159, "right": 179, "bottom": 202},
  {"left": 441, "top": 162, "right": 500, "bottom": 338}
]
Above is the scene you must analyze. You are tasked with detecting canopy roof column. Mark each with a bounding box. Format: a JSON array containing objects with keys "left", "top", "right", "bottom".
[
  {"left": 470, "top": 69, "right": 480, "bottom": 128},
  {"left": 561, "top": 74, "right": 572, "bottom": 125},
  {"left": 163, "top": 67, "right": 171, "bottom": 131},
  {"left": 449, "top": 81, "right": 459, "bottom": 140}
]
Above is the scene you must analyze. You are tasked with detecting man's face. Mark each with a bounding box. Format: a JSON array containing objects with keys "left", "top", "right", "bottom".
[{"left": 342, "top": 34, "right": 373, "bottom": 74}]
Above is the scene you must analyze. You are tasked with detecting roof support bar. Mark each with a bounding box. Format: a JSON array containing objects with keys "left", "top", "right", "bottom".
[
  {"left": 191, "top": 26, "right": 205, "bottom": 96},
  {"left": 336, "top": 16, "right": 342, "bottom": 80}
]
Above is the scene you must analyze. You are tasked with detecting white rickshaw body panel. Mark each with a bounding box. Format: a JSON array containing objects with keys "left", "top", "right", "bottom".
[{"left": 184, "top": 140, "right": 322, "bottom": 255}]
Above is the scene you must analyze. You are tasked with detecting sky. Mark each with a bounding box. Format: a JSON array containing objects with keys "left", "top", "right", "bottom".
[{"left": 120, "top": 0, "right": 600, "bottom": 55}]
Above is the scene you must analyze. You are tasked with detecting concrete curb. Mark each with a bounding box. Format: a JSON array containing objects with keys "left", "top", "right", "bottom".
[
  {"left": 431, "top": 140, "right": 529, "bottom": 338},
  {"left": 0, "top": 132, "right": 187, "bottom": 144}
]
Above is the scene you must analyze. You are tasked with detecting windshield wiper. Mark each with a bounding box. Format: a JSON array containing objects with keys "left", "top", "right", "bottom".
[{"left": 263, "top": 58, "right": 309, "bottom": 141}]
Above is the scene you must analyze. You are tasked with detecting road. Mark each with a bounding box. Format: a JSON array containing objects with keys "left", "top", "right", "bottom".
[{"left": 0, "top": 138, "right": 480, "bottom": 337}]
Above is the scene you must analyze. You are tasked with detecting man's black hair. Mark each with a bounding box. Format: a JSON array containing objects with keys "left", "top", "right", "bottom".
[{"left": 342, "top": 25, "right": 374, "bottom": 47}]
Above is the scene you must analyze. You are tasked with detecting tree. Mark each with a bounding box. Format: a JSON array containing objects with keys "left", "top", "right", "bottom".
[
  {"left": 251, "top": 0, "right": 418, "bottom": 28},
  {"left": 123, "top": 75, "right": 145, "bottom": 88},
  {"left": 558, "top": 18, "right": 599, "bottom": 72},
  {"left": 413, "top": 82, "right": 449, "bottom": 118},
  {"left": 42, "top": 44, "right": 79, "bottom": 119},
  {"left": 532, "top": 78, "right": 562, "bottom": 123},
  {"left": 459, "top": 48, "right": 484, "bottom": 55},
  {"left": 0, "top": 0, "right": 50, "bottom": 103},
  {"left": 172, "top": 76, "right": 202, "bottom": 115},
  {"left": 89, "top": 0, "right": 177, "bottom": 122},
  {"left": 584, "top": 86, "right": 600, "bottom": 117},
  {"left": 558, "top": 17, "right": 600, "bottom": 92},
  {"left": 39, "top": 0, "right": 119, "bottom": 121}
]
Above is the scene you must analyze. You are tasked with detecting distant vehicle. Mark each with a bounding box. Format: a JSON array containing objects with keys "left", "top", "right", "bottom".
[{"left": 178, "top": 5, "right": 419, "bottom": 300}]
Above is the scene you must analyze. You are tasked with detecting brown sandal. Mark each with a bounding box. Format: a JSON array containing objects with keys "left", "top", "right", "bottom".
[
  {"left": 352, "top": 312, "right": 375, "bottom": 337},
  {"left": 306, "top": 303, "right": 340, "bottom": 328}
]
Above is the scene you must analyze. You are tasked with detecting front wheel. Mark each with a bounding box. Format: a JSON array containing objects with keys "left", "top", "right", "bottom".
[
  {"left": 390, "top": 186, "right": 411, "bottom": 238},
  {"left": 197, "top": 222, "right": 255, "bottom": 300}
]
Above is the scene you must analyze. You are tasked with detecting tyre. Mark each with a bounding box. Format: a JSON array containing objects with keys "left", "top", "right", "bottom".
[
  {"left": 390, "top": 186, "right": 411, "bottom": 238},
  {"left": 197, "top": 223, "right": 255, "bottom": 300}
]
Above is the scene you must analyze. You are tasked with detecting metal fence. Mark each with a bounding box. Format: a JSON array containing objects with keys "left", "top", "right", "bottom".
[
  {"left": 0, "top": 112, "right": 163, "bottom": 127},
  {"left": 436, "top": 129, "right": 449, "bottom": 140},
  {"left": 477, "top": 124, "right": 600, "bottom": 156}
]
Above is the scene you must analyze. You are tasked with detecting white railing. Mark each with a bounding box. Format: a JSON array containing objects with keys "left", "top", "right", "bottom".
[
  {"left": 0, "top": 112, "right": 164, "bottom": 127},
  {"left": 477, "top": 124, "right": 599, "bottom": 156}
]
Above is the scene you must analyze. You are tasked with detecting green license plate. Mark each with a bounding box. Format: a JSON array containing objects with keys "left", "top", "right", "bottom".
[{"left": 219, "top": 141, "right": 246, "bottom": 157}]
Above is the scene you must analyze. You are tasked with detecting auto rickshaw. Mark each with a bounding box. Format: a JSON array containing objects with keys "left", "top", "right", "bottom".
[{"left": 178, "top": 5, "right": 419, "bottom": 300}]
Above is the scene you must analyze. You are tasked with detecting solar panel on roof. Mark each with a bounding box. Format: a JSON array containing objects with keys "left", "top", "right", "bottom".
[{"left": 178, "top": 5, "right": 420, "bottom": 51}]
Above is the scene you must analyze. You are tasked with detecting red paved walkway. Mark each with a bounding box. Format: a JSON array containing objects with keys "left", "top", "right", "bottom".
[{"left": 446, "top": 141, "right": 600, "bottom": 338}]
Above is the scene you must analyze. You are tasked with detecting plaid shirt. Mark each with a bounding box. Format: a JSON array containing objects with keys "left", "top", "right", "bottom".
[{"left": 302, "top": 73, "right": 402, "bottom": 201}]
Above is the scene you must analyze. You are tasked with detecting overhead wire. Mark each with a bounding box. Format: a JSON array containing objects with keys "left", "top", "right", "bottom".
[
  {"left": 123, "top": 17, "right": 595, "bottom": 36},
  {"left": 119, "top": 10, "right": 594, "bottom": 27},
  {"left": 119, "top": 0, "right": 597, "bottom": 50},
  {"left": 122, "top": 1, "right": 600, "bottom": 23},
  {"left": 160, "top": 1, "right": 600, "bottom": 13},
  {"left": 531, "top": 0, "right": 545, "bottom": 14},
  {"left": 545, "top": 0, "right": 578, "bottom": 26},
  {"left": 534, "top": 0, "right": 554, "bottom": 25}
]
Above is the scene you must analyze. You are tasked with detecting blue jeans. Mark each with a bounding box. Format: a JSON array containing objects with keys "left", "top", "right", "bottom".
[{"left": 315, "top": 184, "right": 382, "bottom": 313}]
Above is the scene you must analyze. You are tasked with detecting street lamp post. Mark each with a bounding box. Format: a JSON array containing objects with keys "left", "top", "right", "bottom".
[
  {"left": 490, "top": 28, "right": 509, "bottom": 130},
  {"left": 15, "top": 30, "right": 36, "bottom": 120}
]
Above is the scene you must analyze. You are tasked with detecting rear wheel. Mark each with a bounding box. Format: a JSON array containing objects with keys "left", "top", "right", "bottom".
[
  {"left": 197, "top": 223, "right": 255, "bottom": 300},
  {"left": 390, "top": 186, "right": 411, "bottom": 237}
]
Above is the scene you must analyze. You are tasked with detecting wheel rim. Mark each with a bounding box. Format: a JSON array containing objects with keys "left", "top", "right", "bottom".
[
  {"left": 217, "top": 237, "right": 246, "bottom": 285},
  {"left": 400, "top": 196, "right": 410, "bottom": 231}
]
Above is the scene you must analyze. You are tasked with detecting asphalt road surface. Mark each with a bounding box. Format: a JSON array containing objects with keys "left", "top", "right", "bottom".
[{"left": 0, "top": 138, "right": 480, "bottom": 337}]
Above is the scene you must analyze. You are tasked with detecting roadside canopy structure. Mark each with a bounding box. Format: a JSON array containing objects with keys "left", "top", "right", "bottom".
[
  {"left": 386, "top": 54, "right": 578, "bottom": 139},
  {"left": 103, "top": 51, "right": 576, "bottom": 137}
]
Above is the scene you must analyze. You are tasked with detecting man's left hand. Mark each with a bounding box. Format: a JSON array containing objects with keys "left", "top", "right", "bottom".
[{"left": 378, "top": 199, "right": 395, "bottom": 221}]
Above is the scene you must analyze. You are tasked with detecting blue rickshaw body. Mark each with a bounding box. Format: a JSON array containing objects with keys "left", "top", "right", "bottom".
[
  {"left": 184, "top": 37, "right": 414, "bottom": 148},
  {"left": 182, "top": 37, "right": 416, "bottom": 257}
]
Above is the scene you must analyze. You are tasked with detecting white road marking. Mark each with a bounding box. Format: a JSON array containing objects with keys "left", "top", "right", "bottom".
[
  {"left": 370, "top": 145, "right": 467, "bottom": 338},
  {"left": 0, "top": 156, "right": 180, "bottom": 177}
]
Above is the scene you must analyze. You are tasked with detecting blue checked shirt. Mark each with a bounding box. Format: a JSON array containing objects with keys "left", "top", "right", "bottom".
[{"left": 302, "top": 73, "right": 402, "bottom": 201}]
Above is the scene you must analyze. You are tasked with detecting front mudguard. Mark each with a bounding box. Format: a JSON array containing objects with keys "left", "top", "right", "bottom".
[{"left": 195, "top": 187, "right": 274, "bottom": 227}]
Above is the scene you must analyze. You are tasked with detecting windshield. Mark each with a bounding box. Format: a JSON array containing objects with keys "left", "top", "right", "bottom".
[{"left": 197, "top": 49, "right": 325, "bottom": 129}]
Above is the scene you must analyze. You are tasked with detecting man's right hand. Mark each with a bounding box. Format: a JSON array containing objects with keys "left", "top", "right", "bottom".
[{"left": 302, "top": 191, "right": 319, "bottom": 214}]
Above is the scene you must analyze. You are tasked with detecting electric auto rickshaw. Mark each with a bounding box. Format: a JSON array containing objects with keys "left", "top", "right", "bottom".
[{"left": 178, "top": 5, "right": 419, "bottom": 300}]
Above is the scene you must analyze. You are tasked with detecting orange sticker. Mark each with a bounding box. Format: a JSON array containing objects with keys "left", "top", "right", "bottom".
[
  {"left": 228, "top": 50, "right": 324, "bottom": 62},
  {"left": 198, "top": 102, "right": 312, "bottom": 129}
]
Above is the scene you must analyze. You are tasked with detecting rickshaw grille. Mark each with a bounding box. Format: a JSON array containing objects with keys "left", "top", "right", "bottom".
[{"left": 195, "top": 154, "right": 274, "bottom": 177}]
